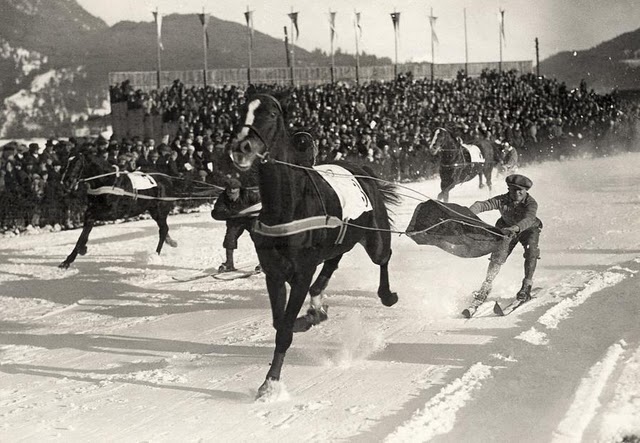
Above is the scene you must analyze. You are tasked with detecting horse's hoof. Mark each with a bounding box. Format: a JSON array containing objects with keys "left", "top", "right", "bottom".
[
  {"left": 78, "top": 246, "right": 87, "bottom": 256},
  {"left": 293, "top": 304, "right": 328, "bottom": 333},
  {"left": 256, "top": 377, "right": 279, "bottom": 400},
  {"left": 165, "top": 238, "right": 178, "bottom": 248},
  {"left": 380, "top": 292, "right": 398, "bottom": 307},
  {"left": 58, "top": 262, "right": 70, "bottom": 270},
  {"left": 479, "top": 184, "right": 485, "bottom": 189}
]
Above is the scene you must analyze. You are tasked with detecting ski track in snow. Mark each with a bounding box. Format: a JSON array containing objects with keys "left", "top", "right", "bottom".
[
  {"left": 2, "top": 153, "right": 640, "bottom": 440},
  {"left": 385, "top": 363, "right": 493, "bottom": 442},
  {"left": 553, "top": 341, "right": 626, "bottom": 442}
]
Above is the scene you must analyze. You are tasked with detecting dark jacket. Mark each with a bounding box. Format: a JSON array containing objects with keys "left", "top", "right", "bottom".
[
  {"left": 469, "top": 193, "right": 541, "bottom": 232},
  {"left": 212, "top": 188, "right": 261, "bottom": 224}
]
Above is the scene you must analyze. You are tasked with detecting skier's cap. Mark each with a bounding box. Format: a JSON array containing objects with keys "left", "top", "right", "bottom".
[{"left": 506, "top": 174, "right": 532, "bottom": 190}]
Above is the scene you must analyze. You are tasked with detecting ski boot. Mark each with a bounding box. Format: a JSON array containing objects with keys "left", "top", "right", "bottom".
[
  {"left": 218, "top": 262, "right": 236, "bottom": 273},
  {"left": 516, "top": 283, "right": 532, "bottom": 303}
]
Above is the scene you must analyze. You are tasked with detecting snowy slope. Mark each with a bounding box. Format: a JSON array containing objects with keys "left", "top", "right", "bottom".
[{"left": 1, "top": 152, "right": 640, "bottom": 442}]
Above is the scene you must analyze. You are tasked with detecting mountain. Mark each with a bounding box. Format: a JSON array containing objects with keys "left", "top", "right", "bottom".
[
  {"left": 539, "top": 28, "right": 640, "bottom": 93},
  {"left": 0, "top": 0, "right": 389, "bottom": 139},
  {"left": 1, "top": 0, "right": 638, "bottom": 139}
]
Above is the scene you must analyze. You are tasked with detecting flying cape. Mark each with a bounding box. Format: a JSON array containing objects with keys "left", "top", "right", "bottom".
[{"left": 406, "top": 200, "right": 503, "bottom": 258}]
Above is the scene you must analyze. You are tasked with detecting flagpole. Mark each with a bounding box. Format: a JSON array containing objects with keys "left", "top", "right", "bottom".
[
  {"left": 246, "top": 6, "right": 253, "bottom": 84},
  {"left": 499, "top": 9, "right": 504, "bottom": 73},
  {"left": 330, "top": 10, "right": 335, "bottom": 84},
  {"left": 464, "top": 8, "right": 469, "bottom": 76},
  {"left": 284, "top": 26, "right": 292, "bottom": 86},
  {"left": 202, "top": 8, "right": 208, "bottom": 87},
  {"left": 429, "top": 7, "right": 435, "bottom": 83},
  {"left": 290, "top": 7, "right": 296, "bottom": 86},
  {"left": 154, "top": 8, "right": 162, "bottom": 89},
  {"left": 392, "top": 10, "right": 398, "bottom": 78},
  {"left": 354, "top": 11, "right": 360, "bottom": 85}
]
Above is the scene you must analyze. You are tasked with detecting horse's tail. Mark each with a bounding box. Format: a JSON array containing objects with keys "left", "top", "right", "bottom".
[{"left": 361, "top": 165, "right": 401, "bottom": 224}]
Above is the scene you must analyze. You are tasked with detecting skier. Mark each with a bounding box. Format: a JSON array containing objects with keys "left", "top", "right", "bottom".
[
  {"left": 211, "top": 178, "right": 261, "bottom": 272},
  {"left": 464, "top": 174, "right": 542, "bottom": 316}
]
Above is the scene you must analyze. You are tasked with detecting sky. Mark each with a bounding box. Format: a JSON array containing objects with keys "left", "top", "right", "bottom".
[{"left": 75, "top": 0, "right": 640, "bottom": 64}]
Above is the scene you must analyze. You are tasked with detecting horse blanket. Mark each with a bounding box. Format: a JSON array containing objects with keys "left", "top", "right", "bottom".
[{"left": 461, "top": 143, "right": 485, "bottom": 163}]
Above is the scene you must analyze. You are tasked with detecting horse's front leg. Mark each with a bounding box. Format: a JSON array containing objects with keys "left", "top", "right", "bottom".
[
  {"left": 151, "top": 208, "right": 177, "bottom": 255},
  {"left": 59, "top": 219, "right": 94, "bottom": 269},
  {"left": 258, "top": 271, "right": 314, "bottom": 399},
  {"left": 292, "top": 257, "right": 340, "bottom": 332},
  {"left": 478, "top": 170, "right": 485, "bottom": 189}
]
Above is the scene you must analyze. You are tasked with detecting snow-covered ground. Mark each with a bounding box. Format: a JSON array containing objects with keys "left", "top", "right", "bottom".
[{"left": 1, "top": 152, "right": 640, "bottom": 442}]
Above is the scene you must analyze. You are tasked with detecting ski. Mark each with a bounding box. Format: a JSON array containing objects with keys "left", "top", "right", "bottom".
[
  {"left": 171, "top": 268, "right": 220, "bottom": 282},
  {"left": 171, "top": 263, "right": 260, "bottom": 283},
  {"left": 462, "top": 303, "right": 482, "bottom": 319},
  {"left": 493, "top": 299, "right": 528, "bottom": 316},
  {"left": 213, "top": 268, "right": 262, "bottom": 281},
  {"left": 493, "top": 288, "right": 541, "bottom": 316}
]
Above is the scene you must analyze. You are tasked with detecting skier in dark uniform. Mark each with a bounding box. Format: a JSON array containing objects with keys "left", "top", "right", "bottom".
[
  {"left": 211, "top": 178, "right": 261, "bottom": 272},
  {"left": 465, "top": 174, "right": 542, "bottom": 315}
]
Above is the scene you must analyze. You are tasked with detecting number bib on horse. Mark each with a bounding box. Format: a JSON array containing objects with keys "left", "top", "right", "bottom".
[{"left": 313, "top": 164, "right": 373, "bottom": 220}]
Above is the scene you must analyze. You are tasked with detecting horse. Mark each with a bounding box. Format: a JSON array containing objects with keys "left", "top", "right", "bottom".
[
  {"left": 428, "top": 127, "right": 495, "bottom": 202},
  {"left": 229, "top": 92, "right": 400, "bottom": 399},
  {"left": 58, "top": 151, "right": 178, "bottom": 269}
]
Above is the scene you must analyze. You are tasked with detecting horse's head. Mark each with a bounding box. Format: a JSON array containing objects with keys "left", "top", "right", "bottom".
[
  {"left": 428, "top": 127, "right": 450, "bottom": 156},
  {"left": 60, "top": 152, "right": 85, "bottom": 192},
  {"left": 230, "top": 93, "right": 292, "bottom": 171}
]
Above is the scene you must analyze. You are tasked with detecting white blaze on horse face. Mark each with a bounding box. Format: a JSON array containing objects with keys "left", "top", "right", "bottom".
[
  {"left": 429, "top": 128, "right": 442, "bottom": 152},
  {"left": 237, "top": 99, "right": 262, "bottom": 142}
]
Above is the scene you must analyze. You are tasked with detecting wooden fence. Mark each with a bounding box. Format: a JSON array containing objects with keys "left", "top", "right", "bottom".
[{"left": 109, "top": 60, "right": 533, "bottom": 91}]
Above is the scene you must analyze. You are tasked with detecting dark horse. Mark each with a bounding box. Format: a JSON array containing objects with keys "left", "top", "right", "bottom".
[
  {"left": 230, "top": 93, "right": 400, "bottom": 398},
  {"left": 58, "top": 152, "right": 177, "bottom": 269},
  {"left": 428, "top": 127, "right": 495, "bottom": 202}
]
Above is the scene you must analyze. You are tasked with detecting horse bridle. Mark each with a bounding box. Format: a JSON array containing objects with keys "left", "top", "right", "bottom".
[
  {"left": 238, "top": 94, "right": 285, "bottom": 162},
  {"left": 60, "top": 154, "right": 85, "bottom": 190}
]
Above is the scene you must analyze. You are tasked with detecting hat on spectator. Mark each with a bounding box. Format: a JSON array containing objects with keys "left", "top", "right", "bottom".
[
  {"left": 226, "top": 178, "right": 242, "bottom": 190},
  {"left": 29, "top": 143, "right": 39, "bottom": 151},
  {"left": 506, "top": 174, "right": 533, "bottom": 190}
]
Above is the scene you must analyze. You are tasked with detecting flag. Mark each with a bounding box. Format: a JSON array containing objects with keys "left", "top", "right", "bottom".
[
  {"left": 152, "top": 10, "right": 163, "bottom": 50},
  {"left": 499, "top": 9, "right": 506, "bottom": 44},
  {"left": 406, "top": 200, "right": 503, "bottom": 258},
  {"left": 244, "top": 10, "right": 254, "bottom": 49},
  {"left": 354, "top": 11, "right": 362, "bottom": 39},
  {"left": 390, "top": 12, "right": 400, "bottom": 32},
  {"left": 329, "top": 11, "right": 337, "bottom": 43},
  {"left": 428, "top": 13, "right": 439, "bottom": 45},
  {"left": 288, "top": 12, "right": 299, "bottom": 41},
  {"left": 198, "top": 13, "right": 210, "bottom": 49}
]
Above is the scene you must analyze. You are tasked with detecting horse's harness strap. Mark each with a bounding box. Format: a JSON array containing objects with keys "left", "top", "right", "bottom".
[
  {"left": 87, "top": 186, "right": 184, "bottom": 201},
  {"left": 253, "top": 216, "right": 345, "bottom": 238}
]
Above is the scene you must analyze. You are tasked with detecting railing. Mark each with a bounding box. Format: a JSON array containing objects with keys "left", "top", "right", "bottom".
[{"left": 109, "top": 60, "right": 533, "bottom": 91}]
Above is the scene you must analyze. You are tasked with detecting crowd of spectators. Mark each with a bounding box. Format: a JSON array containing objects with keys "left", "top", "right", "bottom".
[{"left": 1, "top": 69, "right": 637, "bottom": 233}]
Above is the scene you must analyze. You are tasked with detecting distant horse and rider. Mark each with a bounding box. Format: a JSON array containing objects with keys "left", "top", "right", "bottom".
[
  {"left": 229, "top": 91, "right": 400, "bottom": 398},
  {"left": 58, "top": 150, "right": 180, "bottom": 269},
  {"left": 428, "top": 127, "right": 496, "bottom": 202}
]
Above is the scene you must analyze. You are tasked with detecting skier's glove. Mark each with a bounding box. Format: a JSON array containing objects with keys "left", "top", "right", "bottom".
[{"left": 501, "top": 226, "right": 520, "bottom": 236}]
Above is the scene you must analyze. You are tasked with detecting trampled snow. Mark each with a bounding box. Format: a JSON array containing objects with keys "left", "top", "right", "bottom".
[{"left": 1, "top": 152, "right": 640, "bottom": 441}]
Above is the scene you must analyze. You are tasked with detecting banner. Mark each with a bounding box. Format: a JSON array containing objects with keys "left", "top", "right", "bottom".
[
  {"left": 152, "top": 10, "right": 163, "bottom": 50},
  {"left": 429, "top": 12, "right": 439, "bottom": 44},
  {"left": 390, "top": 12, "right": 400, "bottom": 32},
  {"left": 499, "top": 9, "right": 506, "bottom": 44},
  {"left": 288, "top": 12, "right": 299, "bottom": 41},
  {"left": 244, "top": 10, "right": 254, "bottom": 49},
  {"left": 198, "top": 13, "right": 210, "bottom": 49},
  {"left": 329, "top": 11, "right": 337, "bottom": 43},
  {"left": 354, "top": 11, "right": 362, "bottom": 39}
]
